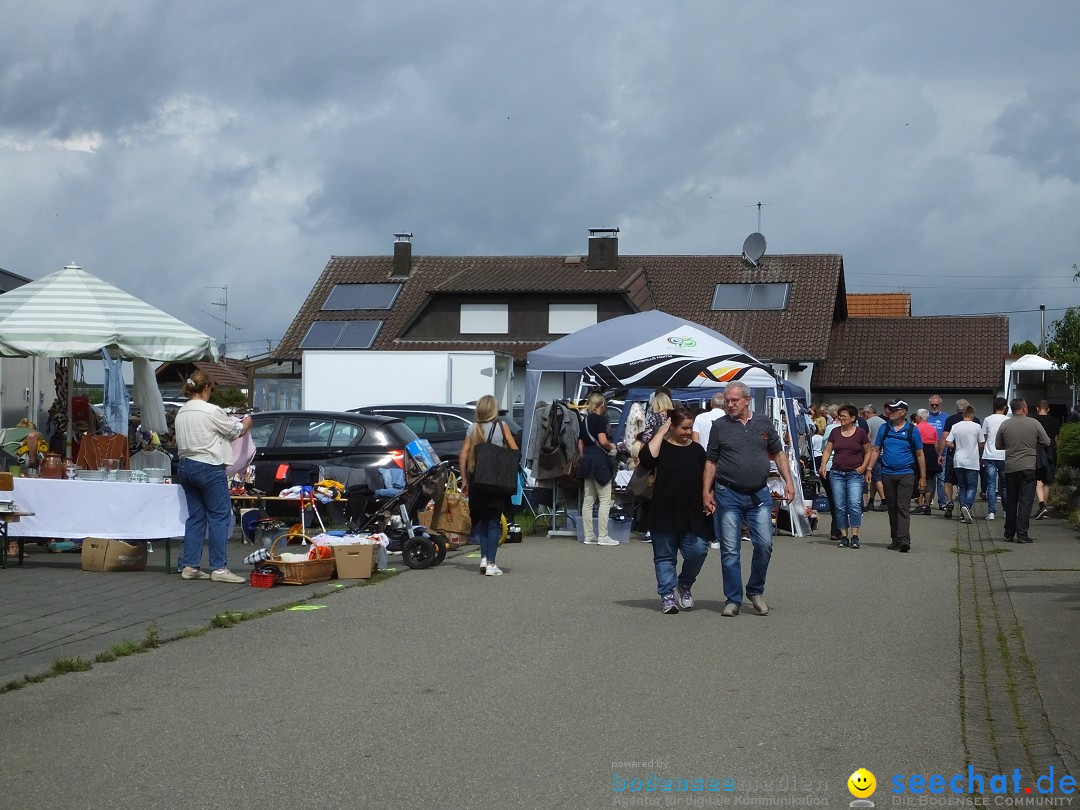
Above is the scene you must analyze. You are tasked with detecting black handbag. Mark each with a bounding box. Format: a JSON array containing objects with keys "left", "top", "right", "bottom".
[
  {"left": 629, "top": 463, "right": 656, "bottom": 501},
  {"left": 470, "top": 423, "right": 519, "bottom": 496}
]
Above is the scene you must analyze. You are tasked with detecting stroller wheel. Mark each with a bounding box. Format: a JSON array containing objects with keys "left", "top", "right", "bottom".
[
  {"left": 402, "top": 536, "right": 436, "bottom": 569},
  {"left": 429, "top": 534, "right": 448, "bottom": 567}
]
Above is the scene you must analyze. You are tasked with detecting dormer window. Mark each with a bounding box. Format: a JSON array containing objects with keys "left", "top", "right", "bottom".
[
  {"left": 460, "top": 303, "right": 508, "bottom": 334},
  {"left": 711, "top": 283, "right": 790, "bottom": 310}
]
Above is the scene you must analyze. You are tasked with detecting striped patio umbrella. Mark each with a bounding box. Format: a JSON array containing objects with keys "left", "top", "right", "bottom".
[{"left": 0, "top": 263, "right": 217, "bottom": 361}]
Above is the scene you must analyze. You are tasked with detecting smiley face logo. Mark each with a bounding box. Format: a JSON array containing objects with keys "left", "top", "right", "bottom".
[{"left": 847, "top": 768, "right": 876, "bottom": 798}]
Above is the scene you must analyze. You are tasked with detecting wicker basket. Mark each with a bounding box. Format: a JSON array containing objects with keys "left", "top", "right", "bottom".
[{"left": 266, "top": 533, "right": 335, "bottom": 585}]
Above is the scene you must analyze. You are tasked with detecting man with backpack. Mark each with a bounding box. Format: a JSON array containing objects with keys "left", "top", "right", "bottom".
[{"left": 866, "top": 399, "right": 926, "bottom": 553}]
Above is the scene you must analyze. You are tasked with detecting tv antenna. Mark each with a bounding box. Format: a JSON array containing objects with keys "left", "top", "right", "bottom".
[{"left": 203, "top": 285, "right": 244, "bottom": 358}]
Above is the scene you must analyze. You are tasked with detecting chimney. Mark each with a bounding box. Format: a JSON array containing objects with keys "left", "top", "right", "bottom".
[
  {"left": 587, "top": 227, "right": 619, "bottom": 271},
  {"left": 391, "top": 232, "right": 413, "bottom": 277}
]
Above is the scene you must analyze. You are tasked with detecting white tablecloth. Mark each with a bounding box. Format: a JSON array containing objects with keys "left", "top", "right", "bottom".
[{"left": 10, "top": 478, "right": 188, "bottom": 539}]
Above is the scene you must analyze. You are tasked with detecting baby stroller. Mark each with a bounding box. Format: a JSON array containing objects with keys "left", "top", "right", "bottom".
[{"left": 348, "top": 457, "right": 453, "bottom": 570}]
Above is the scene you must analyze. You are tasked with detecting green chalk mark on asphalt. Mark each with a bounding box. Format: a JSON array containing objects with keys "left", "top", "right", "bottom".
[{"left": 286, "top": 605, "right": 327, "bottom": 611}]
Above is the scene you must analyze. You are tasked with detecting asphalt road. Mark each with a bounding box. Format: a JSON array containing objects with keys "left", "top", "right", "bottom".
[{"left": 1, "top": 507, "right": 1076, "bottom": 808}]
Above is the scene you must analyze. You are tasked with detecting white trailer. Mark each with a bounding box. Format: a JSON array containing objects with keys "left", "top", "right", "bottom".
[{"left": 302, "top": 350, "right": 514, "bottom": 411}]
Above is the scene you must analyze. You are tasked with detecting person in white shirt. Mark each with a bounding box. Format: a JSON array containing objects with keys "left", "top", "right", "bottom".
[
  {"left": 691, "top": 393, "right": 727, "bottom": 550},
  {"left": 981, "top": 397, "right": 1009, "bottom": 521},
  {"left": 175, "top": 370, "right": 252, "bottom": 583},
  {"left": 946, "top": 406, "right": 984, "bottom": 524}
]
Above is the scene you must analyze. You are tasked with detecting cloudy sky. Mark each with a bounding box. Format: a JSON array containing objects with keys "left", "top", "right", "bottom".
[{"left": 2, "top": 1, "right": 1078, "bottom": 356}]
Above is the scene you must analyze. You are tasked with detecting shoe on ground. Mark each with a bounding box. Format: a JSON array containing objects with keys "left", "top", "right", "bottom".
[
  {"left": 899, "top": 543, "right": 910, "bottom": 553},
  {"left": 749, "top": 594, "right": 769, "bottom": 615},
  {"left": 210, "top": 568, "right": 245, "bottom": 583},
  {"left": 181, "top": 566, "right": 211, "bottom": 580},
  {"left": 875, "top": 502, "right": 888, "bottom": 512},
  {"left": 597, "top": 537, "right": 619, "bottom": 546},
  {"left": 979, "top": 493, "right": 988, "bottom": 501},
  {"left": 887, "top": 541, "right": 901, "bottom": 550},
  {"left": 676, "top": 584, "right": 694, "bottom": 610},
  {"left": 943, "top": 503, "right": 954, "bottom": 520},
  {"left": 987, "top": 512, "right": 995, "bottom": 521},
  {"left": 1035, "top": 507, "right": 1048, "bottom": 520},
  {"left": 850, "top": 539, "right": 861, "bottom": 549},
  {"left": 837, "top": 538, "right": 849, "bottom": 548},
  {"left": 961, "top": 506, "right": 973, "bottom": 524},
  {"left": 709, "top": 540, "right": 720, "bottom": 550},
  {"left": 641, "top": 535, "right": 653, "bottom": 543},
  {"left": 480, "top": 556, "right": 487, "bottom": 575},
  {"left": 582, "top": 537, "right": 598, "bottom": 545},
  {"left": 484, "top": 563, "right": 504, "bottom": 576},
  {"left": 721, "top": 601, "right": 740, "bottom": 617},
  {"left": 661, "top": 593, "right": 679, "bottom": 614},
  {"left": 1018, "top": 536, "right": 1033, "bottom": 544},
  {"left": 1004, "top": 534, "right": 1017, "bottom": 543}
]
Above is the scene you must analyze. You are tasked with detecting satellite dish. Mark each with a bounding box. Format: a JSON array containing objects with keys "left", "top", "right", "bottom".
[
  {"left": 217, "top": 343, "right": 227, "bottom": 358},
  {"left": 742, "top": 232, "right": 766, "bottom": 265}
]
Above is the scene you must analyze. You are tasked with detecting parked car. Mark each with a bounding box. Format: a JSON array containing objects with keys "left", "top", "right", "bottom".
[
  {"left": 350, "top": 404, "right": 522, "bottom": 462},
  {"left": 247, "top": 410, "right": 424, "bottom": 492}
]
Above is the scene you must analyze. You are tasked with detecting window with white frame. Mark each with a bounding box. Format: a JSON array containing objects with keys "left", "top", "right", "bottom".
[
  {"left": 460, "top": 303, "right": 508, "bottom": 334},
  {"left": 548, "top": 303, "right": 597, "bottom": 335}
]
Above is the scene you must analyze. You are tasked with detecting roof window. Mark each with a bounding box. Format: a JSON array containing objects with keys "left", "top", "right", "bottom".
[
  {"left": 321, "top": 283, "right": 401, "bottom": 311},
  {"left": 711, "top": 283, "right": 790, "bottom": 311}
]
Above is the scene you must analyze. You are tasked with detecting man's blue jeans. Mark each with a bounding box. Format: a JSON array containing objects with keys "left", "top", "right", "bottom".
[
  {"left": 955, "top": 467, "right": 978, "bottom": 510},
  {"left": 651, "top": 530, "right": 708, "bottom": 596},
  {"left": 713, "top": 484, "right": 774, "bottom": 606},
  {"left": 936, "top": 467, "right": 947, "bottom": 507},
  {"left": 177, "top": 458, "right": 231, "bottom": 571},
  {"left": 984, "top": 459, "right": 1007, "bottom": 514},
  {"left": 829, "top": 469, "right": 864, "bottom": 532}
]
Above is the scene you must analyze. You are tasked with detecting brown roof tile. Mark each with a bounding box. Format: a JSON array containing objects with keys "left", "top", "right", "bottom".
[
  {"left": 812, "top": 316, "right": 1009, "bottom": 390},
  {"left": 275, "top": 253, "right": 845, "bottom": 363},
  {"left": 846, "top": 293, "right": 911, "bottom": 317}
]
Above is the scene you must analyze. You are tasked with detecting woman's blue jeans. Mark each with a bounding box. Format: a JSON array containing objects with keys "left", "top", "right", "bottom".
[
  {"left": 956, "top": 467, "right": 978, "bottom": 510},
  {"left": 829, "top": 469, "right": 864, "bottom": 532},
  {"left": 473, "top": 514, "right": 502, "bottom": 564},
  {"left": 712, "top": 484, "right": 774, "bottom": 607},
  {"left": 651, "top": 530, "right": 708, "bottom": 596},
  {"left": 177, "top": 458, "right": 231, "bottom": 571}
]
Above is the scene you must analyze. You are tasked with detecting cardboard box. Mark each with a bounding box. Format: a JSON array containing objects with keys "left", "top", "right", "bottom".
[
  {"left": 81, "top": 538, "right": 148, "bottom": 572},
  {"left": 332, "top": 544, "right": 375, "bottom": 579}
]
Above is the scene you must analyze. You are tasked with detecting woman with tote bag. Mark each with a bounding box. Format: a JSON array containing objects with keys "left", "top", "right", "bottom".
[{"left": 461, "top": 395, "right": 518, "bottom": 577}]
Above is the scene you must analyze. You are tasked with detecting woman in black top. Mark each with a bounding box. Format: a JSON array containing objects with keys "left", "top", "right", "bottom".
[
  {"left": 576, "top": 391, "right": 618, "bottom": 546},
  {"left": 638, "top": 406, "right": 709, "bottom": 614}
]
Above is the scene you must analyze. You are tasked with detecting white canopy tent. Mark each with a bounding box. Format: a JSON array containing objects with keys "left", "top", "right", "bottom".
[
  {"left": 0, "top": 263, "right": 218, "bottom": 453},
  {"left": 1003, "top": 354, "right": 1068, "bottom": 405}
]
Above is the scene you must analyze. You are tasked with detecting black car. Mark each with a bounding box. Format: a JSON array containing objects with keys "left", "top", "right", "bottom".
[
  {"left": 350, "top": 404, "right": 522, "bottom": 462},
  {"left": 248, "top": 410, "right": 424, "bottom": 492}
]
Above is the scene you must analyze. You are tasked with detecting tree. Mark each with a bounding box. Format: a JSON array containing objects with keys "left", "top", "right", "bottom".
[
  {"left": 1011, "top": 340, "right": 1040, "bottom": 355},
  {"left": 1049, "top": 308, "right": 1080, "bottom": 390}
]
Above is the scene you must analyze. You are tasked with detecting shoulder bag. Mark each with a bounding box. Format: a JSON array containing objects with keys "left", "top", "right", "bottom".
[
  {"left": 629, "top": 463, "right": 656, "bottom": 501},
  {"left": 470, "top": 422, "right": 519, "bottom": 496}
]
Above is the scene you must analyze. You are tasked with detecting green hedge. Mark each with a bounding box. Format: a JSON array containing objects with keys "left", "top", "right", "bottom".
[{"left": 1057, "top": 422, "right": 1080, "bottom": 468}]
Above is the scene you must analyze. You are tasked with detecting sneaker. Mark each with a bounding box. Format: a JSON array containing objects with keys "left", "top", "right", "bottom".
[
  {"left": 480, "top": 556, "right": 487, "bottom": 575},
  {"left": 961, "top": 506, "right": 973, "bottom": 524},
  {"left": 210, "top": 568, "right": 245, "bottom": 583},
  {"left": 1004, "top": 533, "right": 1017, "bottom": 543},
  {"left": 1018, "top": 536, "right": 1033, "bottom": 544},
  {"left": 887, "top": 541, "right": 902, "bottom": 550},
  {"left": 899, "top": 543, "right": 910, "bottom": 553},
  {"left": 837, "top": 538, "right": 849, "bottom": 548},
  {"left": 641, "top": 535, "right": 653, "bottom": 543},
  {"left": 875, "top": 502, "right": 888, "bottom": 512},
  {"left": 676, "top": 584, "right": 694, "bottom": 610},
  {"left": 661, "top": 594, "right": 679, "bottom": 614},
  {"left": 850, "top": 540, "right": 861, "bottom": 550},
  {"left": 181, "top": 567, "right": 210, "bottom": 580},
  {"left": 1035, "top": 506, "right": 1048, "bottom": 520},
  {"left": 709, "top": 540, "right": 720, "bottom": 550},
  {"left": 943, "top": 503, "right": 954, "bottom": 520},
  {"left": 987, "top": 512, "right": 995, "bottom": 521},
  {"left": 484, "top": 563, "right": 504, "bottom": 576},
  {"left": 721, "top": 602, "right": 740, "bottom": 617},
  {"left": 582, "top": 537, "right": 598, "bottom": 545},
  {"left": 749, "top": 594, "right": 769, "bottom": 615},
  {"left": 597, "top": 537, "right": 620, "bottom": 546}
]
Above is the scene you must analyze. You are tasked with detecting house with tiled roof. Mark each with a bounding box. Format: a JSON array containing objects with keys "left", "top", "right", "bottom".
[
  {"left": 271, "top": 231, "right": 1009, "bottom": 413},
  {"left": 846, "top": 292, "right": 911, "bottom": 317}
]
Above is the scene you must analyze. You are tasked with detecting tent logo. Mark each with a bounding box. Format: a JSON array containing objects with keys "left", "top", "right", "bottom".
[{"left": 667, "top": 336, "right": 697, "bottom": 349}]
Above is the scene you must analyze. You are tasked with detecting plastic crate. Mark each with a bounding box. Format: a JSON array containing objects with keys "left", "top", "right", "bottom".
[{"left": 249, "top": 571, "right": 276, "bottom": 589}]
